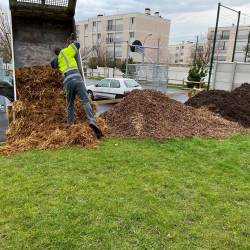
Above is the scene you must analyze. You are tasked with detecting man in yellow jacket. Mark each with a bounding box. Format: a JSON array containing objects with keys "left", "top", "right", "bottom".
[{"left": 51, "top": 39, "right": 102, "bottom": 138}]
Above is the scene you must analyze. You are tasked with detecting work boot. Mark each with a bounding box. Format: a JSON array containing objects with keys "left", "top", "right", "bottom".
[{"left": 89, "top": 122, "right": 103, "bottom": 139}]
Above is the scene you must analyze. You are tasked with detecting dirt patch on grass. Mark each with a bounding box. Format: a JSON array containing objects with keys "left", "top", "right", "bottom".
[
  {"left": 101, "top": 89, "right": 245, "bottom": 139},
  {"left": 185, "top": 84, "right": 250, "bottom": 127},
  {"left": 0, "top": 66, "right": 108, "bottom": 155}
]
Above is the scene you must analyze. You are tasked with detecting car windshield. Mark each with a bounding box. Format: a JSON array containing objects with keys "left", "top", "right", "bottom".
[{"left": 124, "top": 79, "right": 140, "bottom": 88}]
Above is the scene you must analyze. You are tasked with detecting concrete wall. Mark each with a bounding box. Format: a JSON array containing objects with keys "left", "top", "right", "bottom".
[{"left": 212, "top": 62, "right": 250, "bottom": 91}]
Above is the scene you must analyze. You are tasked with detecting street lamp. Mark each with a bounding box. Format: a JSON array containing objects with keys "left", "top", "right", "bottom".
[{"left": 142, "top": 33, "right": 152, "bottom": 64}]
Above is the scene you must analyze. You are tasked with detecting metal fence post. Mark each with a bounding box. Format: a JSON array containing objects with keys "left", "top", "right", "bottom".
[
  {"left": 208, "top": 3, "right": 221, "bottom": 90},
  {"left": 125, "top": 40, "right": 129, "bottom": 77},
  {"left": 232, "top": 11, "right": 241, "bottom": 62},
  {"left": 113, "top": 41, "right": 116, "bottom": 78}
]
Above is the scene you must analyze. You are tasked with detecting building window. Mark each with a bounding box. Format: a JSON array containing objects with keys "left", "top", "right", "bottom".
[
  {"left": 93, "top": 21, "right": 97, "bottom": 33},
  {"left": 84, "top": 36, "right": 88, "bottom": 47},
  {"left": 84, "top": 24, "right": 88, "bottom": 34},
  {"left": 107, "top": 33, "right": 114, "bottom": 44},
  {"left": 210, "top": 31, "right": 215, "bottom": 40},
  {"left": 92, "top": 34, "right": 97, "bottom": 46},
  {"left": 179, "top": 59, "right": 183, "bottom": 62},
  {"left": 107, "top": 19, "right": 123, "bottom": 31},
  {"left": 130, "top": 17, "right": 135, "bottom": 30},
  {"left": 176, "top": 47, "right": 179, "bottom": 50},
  {"left": 115, "top": 19, "right": 123, "bottom": 31},
  {"left": 129, "top": 32, "right": 135, "bottom": 39},
  {"left": 181, "top": 46, "right": 184, "bottom": 49},
  {"left": 221, "top": 30, "right": 230, "bottom": 40},
  {"left": 237, "top": 29, "right": 249, "bottom": 40},
  {"left": 115, "top": 46, "right": 122, "bottom": 57},
  {"left": 97, "top": 33, "right": 101, "bottom": 41},
  {"left": 107, "top": 20, "right": 114, "bottom": 31}
]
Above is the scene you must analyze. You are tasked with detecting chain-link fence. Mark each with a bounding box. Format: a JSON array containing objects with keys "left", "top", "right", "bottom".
[{"left": 127, "top": 64, "right": 168, "bottom": 92}]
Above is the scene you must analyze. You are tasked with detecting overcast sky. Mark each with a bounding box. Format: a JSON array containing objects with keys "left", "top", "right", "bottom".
[{"left": 2, "top": 0, "right": 250, "bottom": 43}]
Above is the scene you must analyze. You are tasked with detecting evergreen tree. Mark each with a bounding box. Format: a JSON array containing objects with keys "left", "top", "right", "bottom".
[{"left": 187, "top": 58, "right": 207, "bottom": 88}]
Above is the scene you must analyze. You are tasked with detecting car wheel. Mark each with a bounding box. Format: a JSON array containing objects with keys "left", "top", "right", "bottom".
[
  {"left": 88, "top": 90, "right": 95, "bottom": 100},
  {"left": 115, "top": 94, "right": 123, "bottom": 99}
]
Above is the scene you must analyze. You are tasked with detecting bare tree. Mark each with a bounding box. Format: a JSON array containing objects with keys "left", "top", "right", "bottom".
[
  {"left": 0, "top": 9, "right": 11, "bottom": 63},
  {"left": 81, "top": 47, "right": 95, "bottom": 61},
  {"left": 82, "top": 35, "right": 109, "bottom": 68},
  {"left": 196, "top": 35, "right": 212, "bottom": 65}
]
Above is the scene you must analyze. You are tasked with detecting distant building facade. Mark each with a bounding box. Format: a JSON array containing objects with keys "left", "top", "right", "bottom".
[
  {"left": 76, "top": 8, "right": 171, "bottom": 64},
  {"left": 207, "top": 25, "right": 250, "bottom": 62},
  {"left": 168, "top": 42, "right": 198, "bottom": 65}
]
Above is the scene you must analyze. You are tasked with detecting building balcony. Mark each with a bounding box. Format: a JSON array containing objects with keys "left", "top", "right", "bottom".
[
  {"left": 107, "top": 25, "right": 123, "bottom": 31},
  {"left": 106, "top": 38, "right": 123, "bottom": 44}
]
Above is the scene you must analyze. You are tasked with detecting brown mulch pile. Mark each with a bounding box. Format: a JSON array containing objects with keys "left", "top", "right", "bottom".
[
  {"left": 0, "top": 65, "right": 108, "bottom": 155},
  {"left": 185, "top": 83, "right": 250, "bottom": 127},
  {"left": 101, "top": 89, "right": 245, "bottom": 139}
]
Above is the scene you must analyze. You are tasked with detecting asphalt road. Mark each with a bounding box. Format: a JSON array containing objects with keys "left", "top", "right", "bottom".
[{"left": 0, "top": 112, "right": 7, "bottom": 142}]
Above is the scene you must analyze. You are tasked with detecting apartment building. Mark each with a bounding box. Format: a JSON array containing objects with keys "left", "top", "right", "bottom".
[
  {"left": 76, "top": 8, "right": 171, "bottom": 64},
  {"left": 207, "top": 25, "right": 250, "bottom": 62},
  {"left": 168, "top": 42, "right": 197, "bottom": 65}
]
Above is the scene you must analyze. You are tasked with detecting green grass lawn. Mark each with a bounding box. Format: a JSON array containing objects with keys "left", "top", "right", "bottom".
[{"left": 0, "top": 135, "right": 249, "bottom": 249}]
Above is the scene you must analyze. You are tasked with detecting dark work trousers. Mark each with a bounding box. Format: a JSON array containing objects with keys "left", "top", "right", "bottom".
[{"left": 64, "top": 78, "right": 96, "bottom": 125}]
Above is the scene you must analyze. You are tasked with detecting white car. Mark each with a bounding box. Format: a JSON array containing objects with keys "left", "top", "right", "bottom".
[{"left": 87, "top": 78, "right": 142, "bottom": 100}]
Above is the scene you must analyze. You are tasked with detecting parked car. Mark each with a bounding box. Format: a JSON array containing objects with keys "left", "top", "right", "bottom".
[{"left": 87, "top": 78, "right": 142, "bottom": 100}]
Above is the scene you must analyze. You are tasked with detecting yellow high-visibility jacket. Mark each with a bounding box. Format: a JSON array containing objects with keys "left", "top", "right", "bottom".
[{"left": 57, "top": 43, "right": 79, "bottom": 74}]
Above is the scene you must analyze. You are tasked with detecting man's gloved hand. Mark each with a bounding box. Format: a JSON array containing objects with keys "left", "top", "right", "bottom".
[
  {"left": 70, "top": 33, "right": 76, "bottom": 41},
  {"left": 67, "top": 33, "right": 76, "bottom": 45}
]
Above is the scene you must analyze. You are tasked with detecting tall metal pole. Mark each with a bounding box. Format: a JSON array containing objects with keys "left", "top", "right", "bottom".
[
  {"left": 125, "top": 40, "right": 129, "bottom": 77},
  {"left": 113, "top": 41, "right": 116, "bottom": 78},
  {"left": 232, "top": 11, "right": 241, "bottom": 62},
  {"left": 157, "top": 38, "right": 160, "bottom": 65},
  {"left": 244, "top": 31, "right": 250, "bottom": 63},
  {"left": 142, "top": 50, "right": 145, "bottom": 64},
  {"left": 142, "top": 33, "right": 152, "bottom": 64},
  {"left": 7, "top": 11, "right": 16, "bottom": 102},
  {"left": 208, "top": 3, "right": 221, "bottom": 91},
  {"left": 156, "top": 39, "right": 160, "bottom": 86}
]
